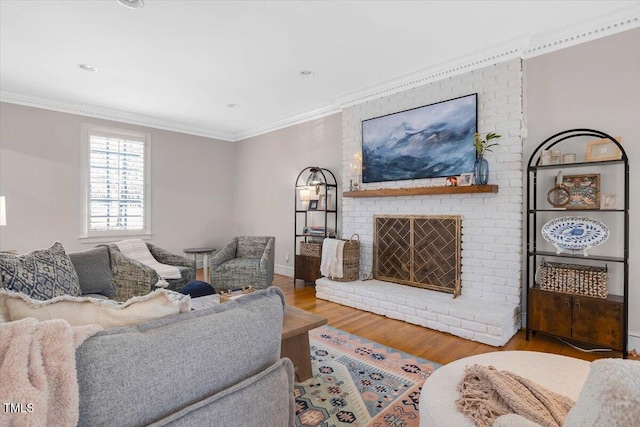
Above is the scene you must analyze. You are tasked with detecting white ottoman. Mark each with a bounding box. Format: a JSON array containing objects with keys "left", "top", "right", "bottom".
[{"left": 419, "top": 351, "right": 591, "bottom": 427}]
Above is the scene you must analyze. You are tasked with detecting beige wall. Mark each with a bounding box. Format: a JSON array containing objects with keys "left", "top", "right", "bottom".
[
  {"left": 524, "top": 28, "right": 640, "bottom": 343},
  {"left": 0, "top": 103, "right": 237, "bottom": 256},
  {"left": 234, "top": 114, "right": 342, "bottom": 276}
]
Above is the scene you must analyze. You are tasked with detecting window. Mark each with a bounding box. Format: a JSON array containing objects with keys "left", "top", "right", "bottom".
[{"left": 81, "top": 124, "right": 151, "bottom": 240}]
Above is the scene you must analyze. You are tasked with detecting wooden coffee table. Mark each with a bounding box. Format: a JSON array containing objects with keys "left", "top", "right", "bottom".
[{"left": 282, "top": 305, "right": 327, "bottom": 381}]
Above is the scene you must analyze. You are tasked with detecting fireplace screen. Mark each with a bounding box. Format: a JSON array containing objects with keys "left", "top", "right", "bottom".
[{"left": 374, "top": 215, "right": 461, "bottom": 296}]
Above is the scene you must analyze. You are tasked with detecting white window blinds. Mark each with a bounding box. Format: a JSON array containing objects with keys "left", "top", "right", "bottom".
[{"left": 81, "top": 124, "right": 151, "bottom": 240}]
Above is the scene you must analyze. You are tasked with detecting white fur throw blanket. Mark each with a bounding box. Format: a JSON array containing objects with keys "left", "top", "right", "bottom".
[
  {"left": 0, "top": 318, "right": 102, "bottom": 427},
  {"left": 456, "top": 364, "right": 575, "bottom": 427},
  {"left": 114, "top": 239, "right": 181, "bottom": 287}
]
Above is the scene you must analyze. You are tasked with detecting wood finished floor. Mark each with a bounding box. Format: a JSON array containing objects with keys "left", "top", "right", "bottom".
[
  {"left": 269, "top": 275, "right": 628, "bottom": 365},
  {"left": 197, "top": 271, "right": 631, "bottom": 364}
]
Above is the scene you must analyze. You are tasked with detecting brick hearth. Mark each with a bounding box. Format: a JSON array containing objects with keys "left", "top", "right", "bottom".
[{"left": 316, "top": 278, "right": 520, "bottom": 346}]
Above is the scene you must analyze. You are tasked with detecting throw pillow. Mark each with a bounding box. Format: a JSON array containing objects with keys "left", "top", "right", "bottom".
[
  {"left": 564, "top": 358, "right": 640, "bottom": 427},
  {"left": 0, "top": 288, "right": 191, "bottom": 330},
  {"left": 0, "top": 242, "right": 81, "bottom": 300},
  {"left": 68, "top": 246, "right": 116, "bottom": 298}
]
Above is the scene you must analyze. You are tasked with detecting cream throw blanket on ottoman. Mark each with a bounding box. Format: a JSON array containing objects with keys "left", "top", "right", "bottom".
[
  {"left": 456, "top": 364, "right": 575, "bottom": 427},
  {"left": 0, "top": 318, "right": 102, "bottom": 427}
]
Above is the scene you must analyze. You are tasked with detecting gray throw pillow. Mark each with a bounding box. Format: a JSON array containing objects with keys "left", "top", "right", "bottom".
[
  {"left": 0, "top": 241, "right": 81, "bottom": 300},
  {"left": 69, "top": 246, "right": 116, "bottom": 298}
]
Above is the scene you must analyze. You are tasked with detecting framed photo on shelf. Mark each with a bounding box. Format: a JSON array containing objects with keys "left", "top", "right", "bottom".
[
  {"left": 318, "top": 193, "right": 333, "bottom": 210},
  {"left": 584, "top": 137, "right": 622, "bottom": 162},
  {"left": 602, "top": 193, "right": 618, "bottom": 210},
  {"left": 563, "top": 174, "right": 600, "bottom": 209},
  {"left": 458, "top": 173, "right": 473, "bottom": 186},
  {"left": 308, "top": 200, "right": 318, "bottom": 210}
]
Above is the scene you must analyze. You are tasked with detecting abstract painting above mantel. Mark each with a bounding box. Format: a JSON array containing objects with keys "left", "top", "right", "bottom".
[{"left": 361, "top": 93, "right": 477, "bottom": 183}]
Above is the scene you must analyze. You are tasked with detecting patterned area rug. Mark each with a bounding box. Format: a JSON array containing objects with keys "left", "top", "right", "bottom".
[{"left": 295, "top": 325, "right": 440, "bottom": 427}]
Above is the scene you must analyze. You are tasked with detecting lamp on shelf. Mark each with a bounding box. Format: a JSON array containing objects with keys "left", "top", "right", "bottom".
[
  {"left": 0, "top": 196, "right": 6, "bottom": 226},
  {"left": 299, "top": 189, "right": 311, "bottom": 209},
  {"left": 306, "top": 167, "right": 325, "bottom": 194}
]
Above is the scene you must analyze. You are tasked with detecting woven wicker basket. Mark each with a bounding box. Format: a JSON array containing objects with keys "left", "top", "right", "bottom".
[
  {"left": 537, "top": 259, "right": 608, "bottom": 298},
  {"left": 300, "top": 241, "right": 323, "bottom": 257},
  {"left": 331, "top": 234, "right": 360, "bottom": 282}
]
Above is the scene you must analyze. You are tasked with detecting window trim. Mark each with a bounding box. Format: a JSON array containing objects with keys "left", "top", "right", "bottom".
[{"left": 80, "top": 123, "right": 152, "bottom": 242}]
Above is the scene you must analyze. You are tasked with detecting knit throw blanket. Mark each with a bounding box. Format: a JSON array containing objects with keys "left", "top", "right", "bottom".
[
  {"left": 0, "top": 318, "right": 102, "bottom": 427},
  {"left": 456, "top": 364, "right": 575, "bottom": 427}
]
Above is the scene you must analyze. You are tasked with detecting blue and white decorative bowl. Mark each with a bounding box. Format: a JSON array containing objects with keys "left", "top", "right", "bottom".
[{"left": 541, "top": 216, "right": 609, "bottom": 256}]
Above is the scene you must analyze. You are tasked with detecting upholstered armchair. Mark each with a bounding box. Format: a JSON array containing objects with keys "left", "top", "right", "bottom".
[
  {"left": 107, "top": 243, "right": 196, "bottom": 301},
  {"left": 209, "top": 236, "right": 275, "bottom": 292}
]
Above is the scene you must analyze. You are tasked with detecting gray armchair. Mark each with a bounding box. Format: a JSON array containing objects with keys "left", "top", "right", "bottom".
[
  {"left": 106, "top": 243, "right": 196, "bottom": 301},
  {"left": 209, "top": 236, "right": 275, "bottom": 292}
]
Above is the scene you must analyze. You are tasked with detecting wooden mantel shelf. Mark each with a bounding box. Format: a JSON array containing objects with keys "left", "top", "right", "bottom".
[{"left": 343, "top": 185, "right": 498, "bottom": 198}]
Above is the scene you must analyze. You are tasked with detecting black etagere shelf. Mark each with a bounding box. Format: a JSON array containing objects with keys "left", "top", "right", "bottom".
[{"left": 525, "top": 129, "right": 629, "bottom": 358}]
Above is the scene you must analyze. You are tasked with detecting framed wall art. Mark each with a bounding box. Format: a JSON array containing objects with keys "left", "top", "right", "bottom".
[
  {"left": 308, "top": 199, "right": 318, "bottom": 210},
  {"left": 563, "top": 174, "right": 600, "bottom": 209},
  {"left": 361, "top": 93, "right": 477, "bottom": 183},
  {"left": 584, "top": 136, "right": 622, "bottom": 162}
]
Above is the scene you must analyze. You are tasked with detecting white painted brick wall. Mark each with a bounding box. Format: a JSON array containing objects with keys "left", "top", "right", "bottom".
[
  {"left": 334, "top": 59, "right": 524, "bottom": 345},
  {"left": 341, "top": 58, "right": 523, "bottom": 307}
]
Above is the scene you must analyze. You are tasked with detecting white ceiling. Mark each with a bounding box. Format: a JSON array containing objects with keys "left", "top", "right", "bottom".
[{"left": 1, "top": 1, "right": 638, "bottom": 141}]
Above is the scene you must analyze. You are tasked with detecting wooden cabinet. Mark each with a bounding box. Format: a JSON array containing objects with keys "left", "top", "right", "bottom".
[
  {"left": 529, "top": 287, "right": 624, "bottom": 350},
  {"left": 294, "top": 255, "right": 321, "bottom": 284}
]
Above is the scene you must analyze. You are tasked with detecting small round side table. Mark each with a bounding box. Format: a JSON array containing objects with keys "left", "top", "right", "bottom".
[{"left": 183, "top": 247, "right": 216, "bottom": 283}]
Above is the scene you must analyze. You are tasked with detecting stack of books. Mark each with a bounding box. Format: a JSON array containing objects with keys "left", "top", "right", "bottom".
[{"left": 303, "top": 226, "right": 336, "bottom": 238}]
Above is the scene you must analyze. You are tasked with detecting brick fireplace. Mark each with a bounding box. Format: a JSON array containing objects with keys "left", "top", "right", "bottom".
[{"left": 316, "top": 58, "right": 524, "bottom": 346}]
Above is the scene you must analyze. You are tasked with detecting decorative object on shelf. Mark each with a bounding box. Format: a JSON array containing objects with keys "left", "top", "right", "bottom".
[
  {"left": 562, "top": 174, "right": 600, "bottom": 209},
  {"left": 300, "top": 241, "right": 323, "bottom": 257},
  {"left": 446, "top": 176, "right": 458, "bottom": 186},
  {"left": 562, "top": 153, "right": 576, "bottom": 164},
  {"left": 473, "top": 131, "right": 501, "bottom": 185},
  {"left": 299, "top": 189, "right": 311, "bottom": 209},
  {"left": 541, "top": 216, "right": 609, "bottom": 256},
  {"left": 537, "top": 259, "right": 608, "bottom": 298},
  {"left": 550, "top": 149, "right": 561, "bottom": 165},
  {"left": 349, "top": 153, "right": 362, "bottom": 190},
  {"left": 458, "top": 173, "right": 473, "bottom": 186},
  {"left": 546, "top": 171, "right": 571, "bottom": 207},
  {"left": 602, "top": 194, "right": 618, "bottom": 210},
  {"left": 362, "top": 94, "right": 477, "bottom": 183},
  {"left": 308, "top": 199, "right": 318, "bottom": 210},
  {"left": 318, "top": 193, "right": 332, "bottom": 210},
  {"left": 541, "top": 150, "right": 551, "bottom": 166},
  {"left": 306, "top": 167, "right": 325, "bottom": 194},
  {"left": 585, "top": 136, "right": 623, "bottom": 162}
]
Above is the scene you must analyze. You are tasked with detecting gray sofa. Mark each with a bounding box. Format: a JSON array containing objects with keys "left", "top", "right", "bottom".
[
  {"left": 210, "top": 236, "right": 275, "bottom": 292},
  {"left": 75, "top": 287, "right": 295, "bottom": 426}
]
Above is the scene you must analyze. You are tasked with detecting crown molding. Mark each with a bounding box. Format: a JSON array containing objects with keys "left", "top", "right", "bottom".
[
  {"left": 0, "top": 91, "right": 236, "bottom": 141},
  {"left": 334, "top": 4, "right": 639, "bottom": 109},
  {"left": 2, "top": 4, "right": 638, "bottom": 142},
  {"left": 232, "top": 103, "right": 343, "bottom": 141}
]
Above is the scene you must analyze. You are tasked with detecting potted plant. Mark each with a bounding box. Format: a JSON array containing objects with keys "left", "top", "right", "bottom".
[{"left": 473, "top": 132, "right": 501, "bottom": 185}]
